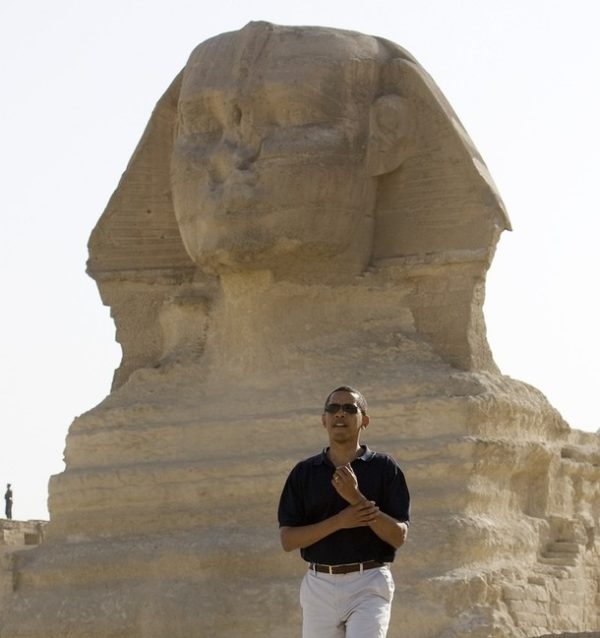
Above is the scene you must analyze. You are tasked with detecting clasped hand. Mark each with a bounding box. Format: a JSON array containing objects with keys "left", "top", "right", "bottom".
[{"left": 332, "top": 464, "right": 379, "bottom": 528}]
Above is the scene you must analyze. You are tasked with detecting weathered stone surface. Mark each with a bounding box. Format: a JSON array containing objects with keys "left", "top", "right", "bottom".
[
  {"left": 1, "top": 21, "right": 598, "bottom": 638},
  {"left": 0, "top": 520, "right": 46, "bottom": 611}
]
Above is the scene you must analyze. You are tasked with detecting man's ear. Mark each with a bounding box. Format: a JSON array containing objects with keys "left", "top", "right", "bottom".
[
  {"left": 361, "top": 414, "right": 370, "bottom": 430},
  {"left": 366, "top": 94, "right": 412, "bottom": 177}
]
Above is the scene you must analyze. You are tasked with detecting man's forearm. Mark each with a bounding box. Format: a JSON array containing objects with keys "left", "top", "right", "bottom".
[
  {"left": 347, "top": 491, "right": 407, "bottom": 549},
  {"left": 369, "top": 510, "right": 408, "bottom": 548},
  {"left": 280, "top": 517, "right": 342, "bottom": 552},
  {"left": 280, "top": 500, "right": 382, "bottom": 552}
]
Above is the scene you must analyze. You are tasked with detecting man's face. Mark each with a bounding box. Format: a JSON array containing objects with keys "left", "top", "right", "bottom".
[
  {"left": 171, "top": 26, "right": 380, "bottom": 279},
  {"left": 321, "top": 390, "right": 369, "bottom": 444}
]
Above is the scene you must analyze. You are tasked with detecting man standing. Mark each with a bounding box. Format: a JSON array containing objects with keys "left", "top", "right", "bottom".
[
  {"left": 278, "top": 386, "right": 410, "bottom": 637},
  {"left": 5, "top": 483, "right": 13, "bottom": 519}
]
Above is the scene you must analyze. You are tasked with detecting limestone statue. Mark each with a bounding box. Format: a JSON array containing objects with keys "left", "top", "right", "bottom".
[
  {"left": 87, "top": 21, "right": 510, "bottom": 389},
  {"left": 1, "top": 22, "right": 599, "bottom": 638}
]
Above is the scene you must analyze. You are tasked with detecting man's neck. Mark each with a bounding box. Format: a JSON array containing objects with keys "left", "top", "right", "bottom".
[{"left": 327, "top": 444, "right": 363, "bottom": 467}]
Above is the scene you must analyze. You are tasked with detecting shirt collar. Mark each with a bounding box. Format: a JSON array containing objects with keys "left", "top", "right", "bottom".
[{"left": 315, "top": 445, "right": 375, "bottom": 465}]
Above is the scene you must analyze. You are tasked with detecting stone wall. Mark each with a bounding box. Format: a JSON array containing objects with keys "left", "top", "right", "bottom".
[{"left": 0, "top": 520, "right": 46, "bottom": 608}]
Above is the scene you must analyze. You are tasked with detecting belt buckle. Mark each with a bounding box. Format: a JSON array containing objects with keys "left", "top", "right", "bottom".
[{"left": 328, "top": 565, "right": 334, "bottom": 575}]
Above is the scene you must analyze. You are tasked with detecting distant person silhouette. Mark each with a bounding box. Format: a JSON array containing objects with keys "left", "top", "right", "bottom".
[{"left": 5, "top": 483, "right": 13, "bottom": 519}]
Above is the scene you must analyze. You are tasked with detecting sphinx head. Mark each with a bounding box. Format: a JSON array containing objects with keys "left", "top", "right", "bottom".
[
  {"left": 170, "top": 22, "right": 418, "bottom": 281},
  {"left": 88, "top": 23, "right": 510, "bottom": 381},
  {"left": 90, "top": 21, "right": 507, "bottom": 284}
]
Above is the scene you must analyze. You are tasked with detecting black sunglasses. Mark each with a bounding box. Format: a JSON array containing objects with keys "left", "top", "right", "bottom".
[{"left": 324, "top": 403, "right": 361, "bottom": 415}]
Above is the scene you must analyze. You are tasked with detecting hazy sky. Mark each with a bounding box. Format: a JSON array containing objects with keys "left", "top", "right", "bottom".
[{"left": 1, "top": 0, "right": 598, "bottom": 520}]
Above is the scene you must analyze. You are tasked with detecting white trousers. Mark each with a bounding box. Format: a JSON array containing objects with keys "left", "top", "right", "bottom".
[{"left": 300, "top": 566, "right": 395, "bottom": 638}]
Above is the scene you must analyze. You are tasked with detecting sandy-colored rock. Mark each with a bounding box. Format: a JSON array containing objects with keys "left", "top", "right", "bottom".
[
  {"left": 0, "top": 520, "right": 46, "bottom": 611},
  {"left": 1, "top": 22, "right": 599, "bottom": 638}
]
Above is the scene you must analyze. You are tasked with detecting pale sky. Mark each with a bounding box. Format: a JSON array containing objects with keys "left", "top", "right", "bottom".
[{"left": 1, "top": 0, "right": 598, "bottom": 521}]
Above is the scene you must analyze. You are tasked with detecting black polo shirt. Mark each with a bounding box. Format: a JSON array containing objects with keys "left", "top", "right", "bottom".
[{"left": 278, "top": 446, "right": 410, "bottom": 564}]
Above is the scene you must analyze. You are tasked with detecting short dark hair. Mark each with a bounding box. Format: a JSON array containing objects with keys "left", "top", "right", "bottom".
[{"left": 324, "top": 386, "right": 368, "bottom": 415}]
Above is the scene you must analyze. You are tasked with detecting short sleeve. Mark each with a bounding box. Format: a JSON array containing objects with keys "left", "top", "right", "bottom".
[
  {"left": 381, "top": 457, "right": 410, "bottom": 524},
  {"left": 277, "top": 464, "right": 305, "bottom": 527}
]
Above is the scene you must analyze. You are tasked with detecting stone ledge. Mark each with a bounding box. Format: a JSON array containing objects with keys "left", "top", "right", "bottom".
[{"left": 0, "top": 519, "right": 48, "bottom": 548}]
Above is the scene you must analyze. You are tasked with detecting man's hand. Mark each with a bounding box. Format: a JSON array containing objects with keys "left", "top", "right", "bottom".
[
  {"left": 331, "top": 464, "right": 362, "bottom": 504},
  {"left": 336, "top": 500, "right": 380, "bottom": 528}
]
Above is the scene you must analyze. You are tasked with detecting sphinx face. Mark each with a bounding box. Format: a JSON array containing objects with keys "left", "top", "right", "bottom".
[{"left": 170, "top": 25, "right": 380, "bottom": 279}]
